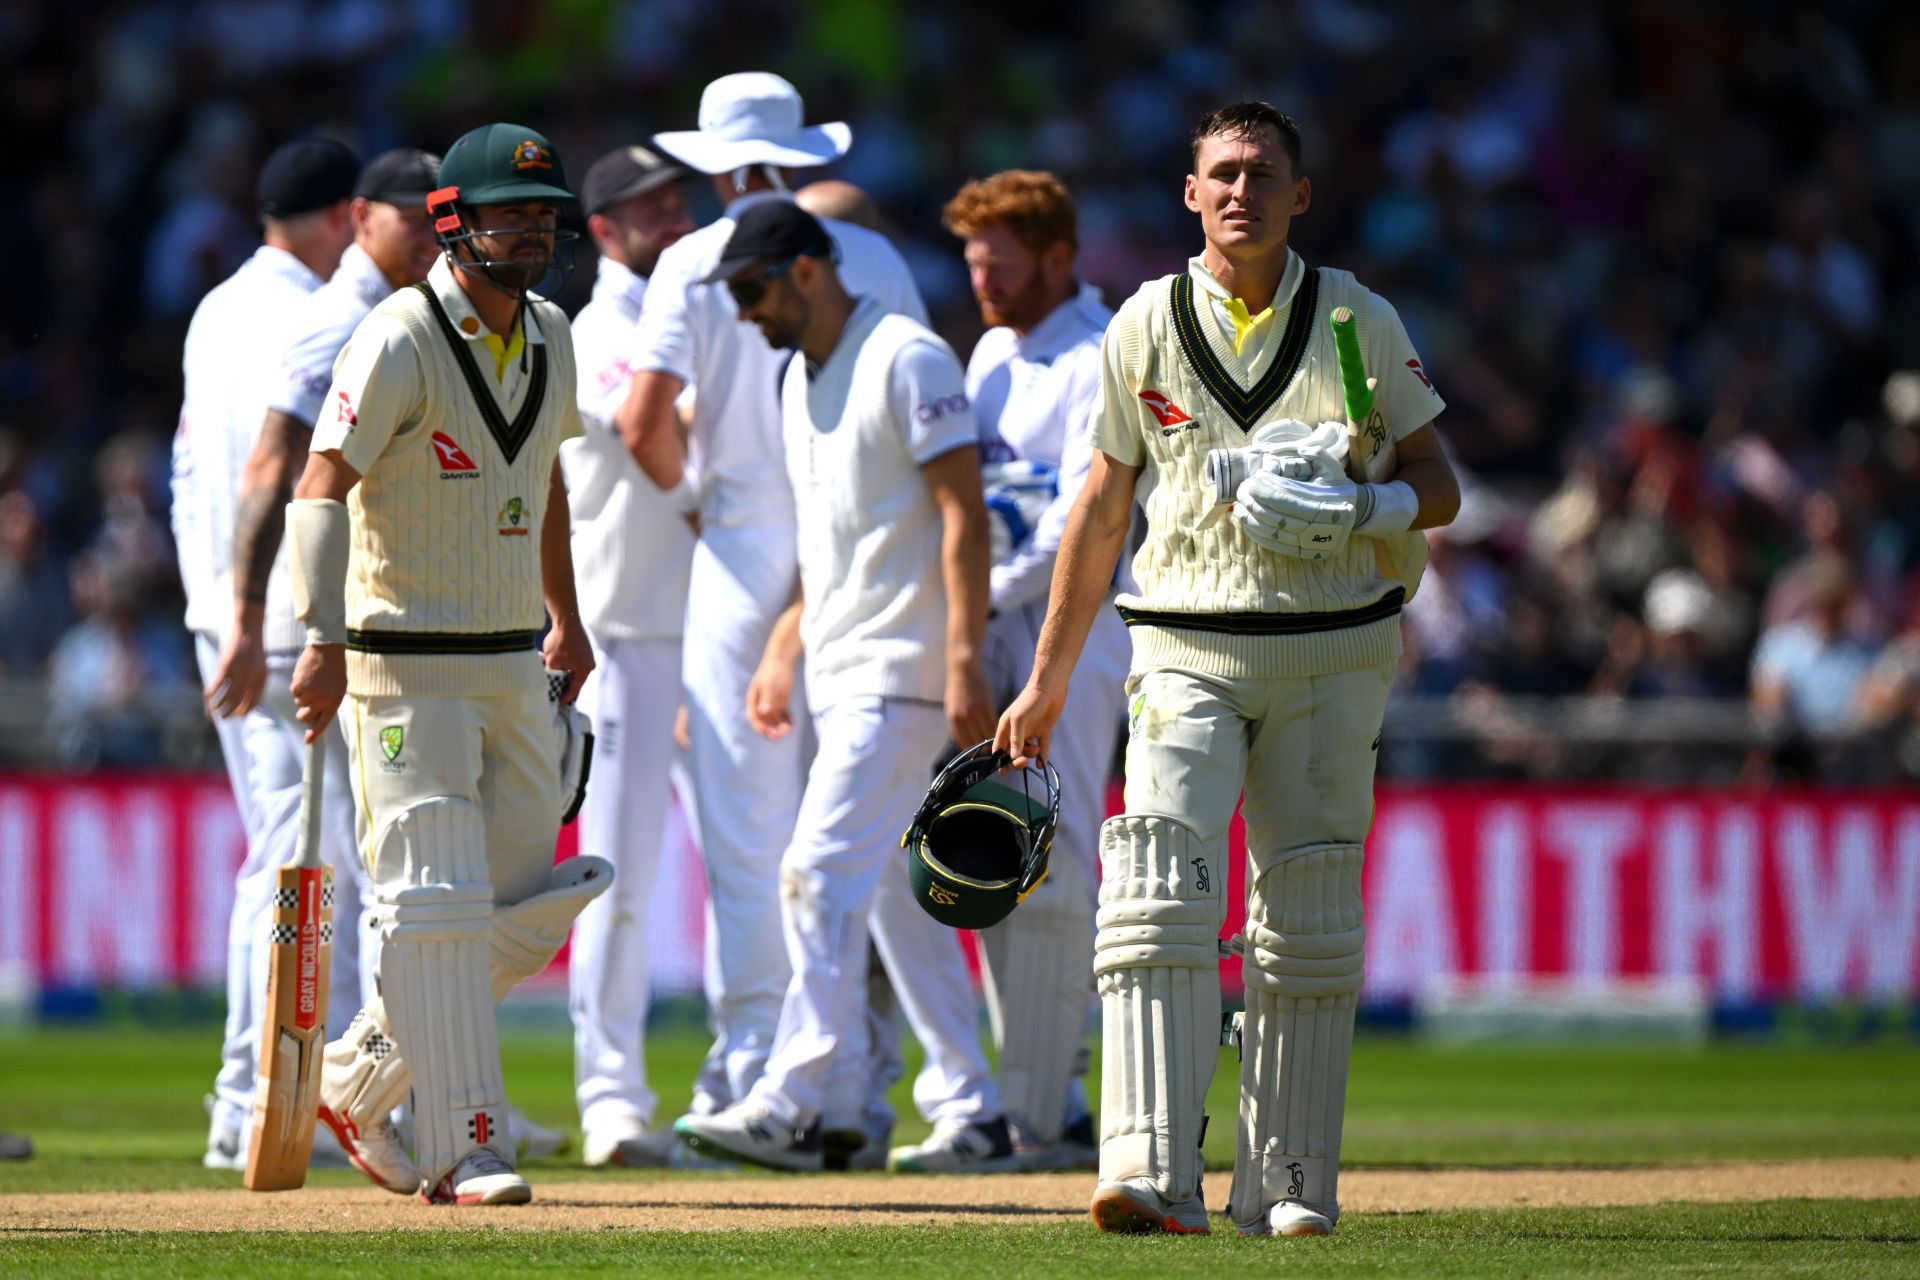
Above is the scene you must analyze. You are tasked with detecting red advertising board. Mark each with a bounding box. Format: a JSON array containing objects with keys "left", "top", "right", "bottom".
[{"left": 1, "top": 776, "right": 1914, "bottom": 1001}]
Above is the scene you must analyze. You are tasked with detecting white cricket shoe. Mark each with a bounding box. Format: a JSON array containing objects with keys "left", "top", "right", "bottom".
[
  {"left": 426, "top": 1146, "right": 531, "bottom": 1206},
  {"left": 1015, "top": 1114, "right": 1099, "bottom": 1172},
  {"left": 674, "top": 1103, "right": 822, "bottom": 1172},
  {"left": 201, "top": 1095, "right": 244, "bottom": 1170},
  {"left": 1264, "top": 1200, "right": 1336, "bottom": 1236},
  {"left": 318, "top": 1105, "right": 421, "bottom": 1195},
  {"left": 507, "top": 1105, "right": 570, "bottom": 1161},
  {"left": 582, "top": 1115, "right": 677, "bottom": 1168},
  {"left": 1089, "top": 1177, "right": 1212, "bottom": 1235},
  {"left": 886, "top": 1116, "right": 1018, "bottom": 1173},
  {"left": 307, "top": 1120, "right": 352, "bottom": 1169}
]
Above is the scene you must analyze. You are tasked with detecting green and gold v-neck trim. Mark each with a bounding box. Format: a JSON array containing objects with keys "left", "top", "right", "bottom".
[
  {"left": 414, "top": 282, "right": 549, "bottom": 466},
  {"left": 1169, "top": 264, "right": 1319, "bottom": 431}
]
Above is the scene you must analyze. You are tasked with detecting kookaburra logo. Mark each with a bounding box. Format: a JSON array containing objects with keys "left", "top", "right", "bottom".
[
  {"left": 1190, "top": 857, "right": 1209, "bottom": 893},
  {"left": 1287, "top": 1162, "right": 1305, "bottom": 1197}
]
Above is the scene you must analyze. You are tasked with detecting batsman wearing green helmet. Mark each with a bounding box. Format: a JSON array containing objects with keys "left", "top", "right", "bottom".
[
  {"left": 287, "top": 123, "right": 609, "bottom": 1206},
  {"left": 994, "top": 101, "right": 1460, "bottom": 1238}
]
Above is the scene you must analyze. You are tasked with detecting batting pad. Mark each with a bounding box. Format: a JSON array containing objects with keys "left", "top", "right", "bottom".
[
  {"left": 370, "top": 797, "right": 503, "bottom": 1184},
  {"left": 978, "top": 839, "right": 1094, "bottom": 1146},
  {"left": 1092, "top": 814, "right": 1224, "bottom": 1203},
  {"left": 489, "top": 856, "right": 614, "bottom": 999},
  {"left": 1229, "top": 843, "right": 1365, "bottom": 1230}
]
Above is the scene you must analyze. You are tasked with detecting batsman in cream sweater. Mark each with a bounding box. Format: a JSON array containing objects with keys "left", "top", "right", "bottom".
[
  {"left": 996, "top": 102, "right": 1460, "bottom": 1238},
  {"left": 287, "top": 124, "right": 611, "bottom": 1207}
]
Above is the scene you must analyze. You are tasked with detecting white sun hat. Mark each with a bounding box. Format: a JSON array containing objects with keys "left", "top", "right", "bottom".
[{"left": 652, "top": 72, "right": 852, "bottom": 174}]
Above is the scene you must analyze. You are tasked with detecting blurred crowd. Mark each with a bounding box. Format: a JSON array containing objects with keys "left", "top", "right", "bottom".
[{"left": 3, "top": 0, "right": 1918, "bottom": 777}]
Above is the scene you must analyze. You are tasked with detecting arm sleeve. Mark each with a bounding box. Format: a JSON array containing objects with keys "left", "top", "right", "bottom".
[
  {"left": 628, "top": 251, "right": 698, "bottom": 383},
  {"left": 890, "top": 338, "right": 979, "bottom": 463},
  {"left": 990, "top": 350, "right": 1100, "bottom": 611},
  {"left": 1087, "top": 315, "right": 1147, "bottom": 467},
  {"left": 265, "top": 304, "right": 355, "bottom": 424},
  {"left": 310, "top": 314, "right": 422, "bottom": 475},
  {"left": 1367, "top": 293, "right": 1447, "bottom": 441}
]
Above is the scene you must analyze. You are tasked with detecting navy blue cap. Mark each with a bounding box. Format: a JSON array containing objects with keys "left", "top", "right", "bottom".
[{"left": 258, "top": 138, "right": 361, "bottom": 218}]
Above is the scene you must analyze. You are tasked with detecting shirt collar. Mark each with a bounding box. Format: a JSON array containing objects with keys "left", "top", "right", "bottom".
[
  {"left": 1186, "top": 247, "right": 1301, "bottom": 311},
  {"left": 427, "top": 254, "right": 546, "bottom": 344},
  {"left": 1016, "top": 280, "right": 1105, "bottom": 357},
  {"left": 252, "top": 244, "right": 323, "bottom": 292},
  {"left": 592, "top": 255, "right": 648, "bottom": 312},
  {"left": 335, "top": 242, "right": 392, "bottom": 310},
  {"left": 805, "top": 295, "right": 882, "bottom": 379}
]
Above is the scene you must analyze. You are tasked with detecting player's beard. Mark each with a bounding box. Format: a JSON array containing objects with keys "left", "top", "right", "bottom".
[{"left": 979, "top": 265, "right": 1052, "bottom": 331}]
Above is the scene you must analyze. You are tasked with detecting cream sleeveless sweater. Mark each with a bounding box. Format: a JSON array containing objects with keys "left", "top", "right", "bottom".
[
  {"left": 1093, "top": 261, "right": 1429, "bottom": 679},
  {"left": 325, "top": 272, "right": 581, "bottom": 697}
]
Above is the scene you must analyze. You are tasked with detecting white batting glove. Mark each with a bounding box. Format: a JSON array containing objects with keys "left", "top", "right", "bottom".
[{"left": 1233, "top": 472, "right": 1357, "bottom": 559}]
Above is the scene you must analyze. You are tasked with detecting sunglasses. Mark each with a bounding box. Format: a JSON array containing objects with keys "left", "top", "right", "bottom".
[{"left": 727, "top": 257, "right": 798, "bottom": 309}]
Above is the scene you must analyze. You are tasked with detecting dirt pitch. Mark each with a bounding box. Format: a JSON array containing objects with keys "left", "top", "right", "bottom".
[{"left": 4, "top": 1159, "right": 1915, "bottom": 1234}]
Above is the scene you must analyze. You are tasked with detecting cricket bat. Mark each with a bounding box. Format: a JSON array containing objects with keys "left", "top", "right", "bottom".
[
  {"left": 243, "top": 736, "right": 332, "bottom": 1191},
  {"left": 1329, "top": 305, "right": 1430, "bottom": 597}
]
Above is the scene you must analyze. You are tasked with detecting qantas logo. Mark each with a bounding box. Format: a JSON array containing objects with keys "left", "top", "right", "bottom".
[
  {"left": 1407, "top": 358, "right": 1435, "bottom": 393},
  {"left": 1138, "top": 390, "right": 1195, "bottom": 435},
  {"left": 335, "top": 391, "right": 357, "bottom": 426},
  {"left": 431, "top": 431, "right": 480, "bottom": 478}
]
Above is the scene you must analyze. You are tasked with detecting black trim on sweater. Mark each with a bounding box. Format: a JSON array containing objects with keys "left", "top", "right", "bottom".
[
  {"left": 1168, "top": 266, "right": 1320, "bottom": 431},
  {"left": 1117, "top": 586, "right": 1404, "bottom": 636},
  {"left": 412, "top": 283, "right": 549, "bottom": 466},
  {"left": 346, "top": 629, "right": 540, "bottom": 655}
]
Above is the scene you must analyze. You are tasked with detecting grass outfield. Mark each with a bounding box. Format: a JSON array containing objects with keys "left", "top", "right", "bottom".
[
  {"left": 3, "top": 1203, "right": 1918, "bottom": 1278},
  {"left": 2, "top": 1024, "right": 1916, "bottom": 1275}
]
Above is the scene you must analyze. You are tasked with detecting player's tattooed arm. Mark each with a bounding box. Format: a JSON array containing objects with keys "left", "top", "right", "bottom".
[
  {"left": 207, "top": 408, "right": 313, "bottom": 718},
  {"left": 232, "top": 409, "right": 313, "bottom": 608}
]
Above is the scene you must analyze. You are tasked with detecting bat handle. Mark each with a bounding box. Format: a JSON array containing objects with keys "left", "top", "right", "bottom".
[
  {"left": 1328, "top": 306, "right": 1374, "bottom": 422},
  {"left": 296, "top": 735, "right": 326, "bottom": 871}
]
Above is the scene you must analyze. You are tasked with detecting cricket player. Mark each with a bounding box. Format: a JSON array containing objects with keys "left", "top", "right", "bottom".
[
  {"left": 290, "top": 123, "right": 604, "bottom": 1206},
  {"left": 170, "top": 137, "right": 360, "bottom": 1170},
  {"left": 614, "top": 72, "right": 929, "bottom": 1126},
  {"left": 561, "top": 143, "right": 700, "bottom": 1168},
  {"left": 676, "top": 201, "right": 1009, "bottom": 1171},
  {"left": 943, "top": 170, "right": 1129, "bottom": 1170},
  {"left": 996, "top": 102, "right": 1459, "bottom": 1236}
]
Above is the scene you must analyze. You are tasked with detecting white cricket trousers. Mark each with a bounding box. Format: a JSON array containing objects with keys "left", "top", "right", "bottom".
[
  {"left": 680, "top": 521, "right": 804, "bottom": 1102},
  {"left": 198, "top": 636, "right": 369, "bottom": 1136},
  {"left": 569, "top": 635, "right": 685, "bottom": 1131},
  {"left": 975, "top": 599, "right": 1129, "bottom": 1141},
  {"left": 753, "top": 696, "right": 1002, "bottom": 1128}
]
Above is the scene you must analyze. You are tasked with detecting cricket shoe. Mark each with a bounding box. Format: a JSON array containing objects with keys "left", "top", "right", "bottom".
[
  {"left": 1014, "top": 1114, "right": 1099, "bottom": 1172},
  {"left": 674, "top": 1103, "right": 822, "bottom": 1172},
  {"left": 425, "top": 1146, "right": 531, "bottom": 1206},
  {"left": 583, "top": 1115, "right": 677, "bottom": 1169},
  {"left": 317, "top": 1105, "right": 421, "bottom": 1195},
  {"left": 1089, "top": 1178, "right": 1211, "bottom": 1235},
  {"left": 307, "top": 1121, "right": 353, "bottom": 1169},
  {"left": 1238, "top": 1200, "right": 1335, "bottom": 1237},
  {"left": 201, "top": 1094, "right": 245, "bottom": 1171},
  {"left": 887, "top": 1115, "right": 1019, "bottom": 1173},
  {"left": 507, "top": 1105, "right": 571, "bottom": 1161}
]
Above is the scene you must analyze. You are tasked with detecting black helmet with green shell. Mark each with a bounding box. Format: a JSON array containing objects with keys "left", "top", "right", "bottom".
[{"left": 902, "top": 742, "right": 1061, "bottom": 931}]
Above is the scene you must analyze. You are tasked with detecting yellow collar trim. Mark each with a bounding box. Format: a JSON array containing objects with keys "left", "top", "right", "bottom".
[
  {"left": 479, "top": 324, "right": 526, "bottom": 382},
  {"left": 1220, "top": 296, "right": 1273, "bottom": 357}
]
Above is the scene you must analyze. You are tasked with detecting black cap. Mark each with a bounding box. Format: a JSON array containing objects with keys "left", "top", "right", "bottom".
[
  {"left": 354, "top": 148, "right": 441, "bottom": 205},
  {"left": 257, "top": 138, "right": 361, "bottom": 218},
  {"left": 581, "top": 144, "right": 685, "bottom": 216},
  {"left": 704, "top": 200, "right": 834, "bottom": 284}
]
